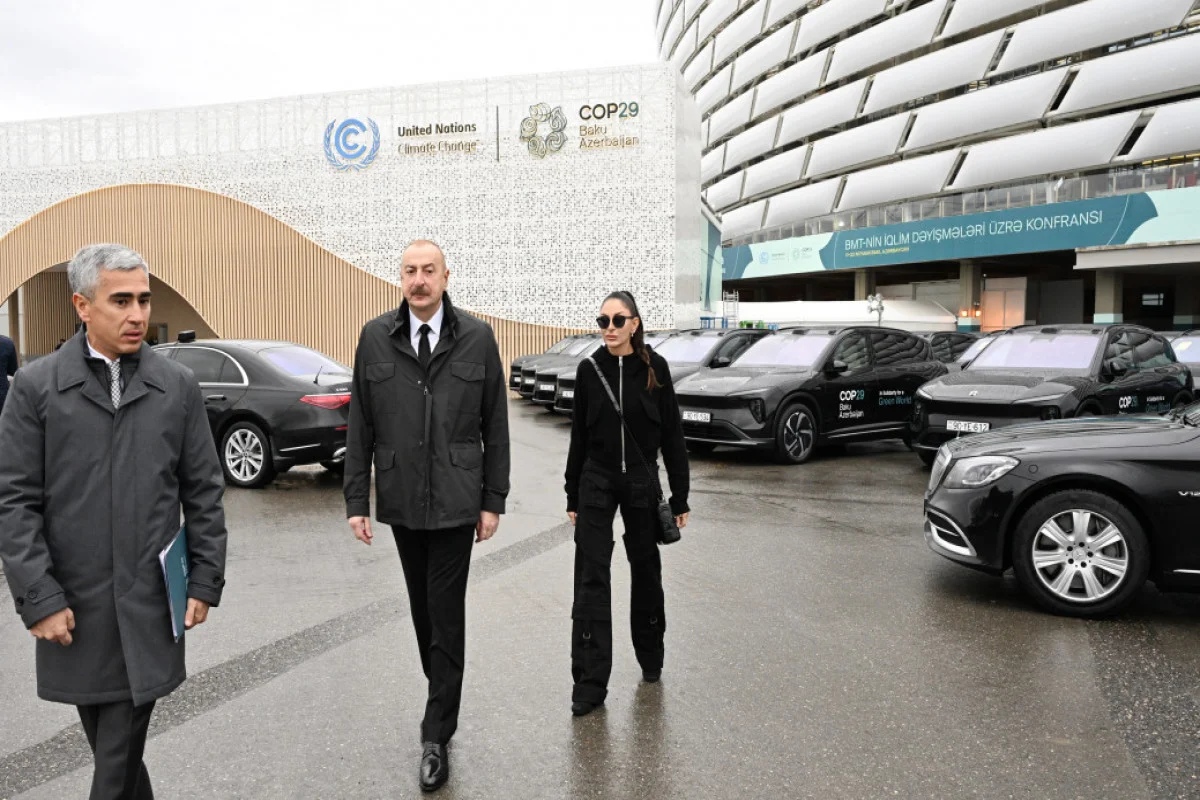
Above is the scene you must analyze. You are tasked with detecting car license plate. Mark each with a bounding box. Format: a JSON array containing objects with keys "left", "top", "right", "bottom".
[
  {"left": 523, "top": 377, "right": 535, "bottom": 384},
  {"left": 947, "top": 420, "right": 990, "bottom": 433},
  {"left": 562, "top": 390, "right": 574, "bottom": 399},
  {"left": 538, "top": 383, "right": 555, "bottom": 392},
  {"left": 682, "top": 410, "right": 712, "bottom": 423}
]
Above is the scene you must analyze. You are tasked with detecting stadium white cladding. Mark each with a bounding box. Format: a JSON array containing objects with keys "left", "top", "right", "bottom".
[
  {"left": 656, "top": 0, "right": 1200, "bottom": 249},
  {"left": 0, "top": 64, "right": 704, "bottom": 330}
]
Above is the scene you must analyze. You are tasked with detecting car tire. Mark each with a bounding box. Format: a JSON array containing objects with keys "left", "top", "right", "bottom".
[
  {"left": 687, "top": 441, "right": 717, "bottom": 455},
  {"left": 917, "top": 449, "right": 937, "bottom": 468},
  {"left": 220, "top": 421, "right": 277, "bottom": 489},
  {"left": 320, "top": 460, "right": 345, "bottom": 477},
  {"left": 1171, "top": 392, "right": 1193, "bottom": 410},
  {"left": 773, "top": 403, "right": 817, "bottom": 465},
  {"left": 1011, "top": 490, "right": 1149, "bottom": 618},
  {"left": 1075, "top": 403, "right": 1102, "bottom": 418}
]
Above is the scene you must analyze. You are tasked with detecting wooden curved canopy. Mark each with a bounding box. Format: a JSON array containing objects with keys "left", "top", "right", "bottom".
[{"left": 0, "top": 184, "right": 580, "bottom": 366}]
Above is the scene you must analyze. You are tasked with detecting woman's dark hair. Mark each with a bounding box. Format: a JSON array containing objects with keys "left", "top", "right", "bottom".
[{"left": 605, "top": 291, "right": 660, "bottom": 391}]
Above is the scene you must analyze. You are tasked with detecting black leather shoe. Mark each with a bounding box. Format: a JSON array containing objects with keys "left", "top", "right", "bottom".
[
  {"left": 643, "top": 668, "right": 661, "bottom": 683},
  {"left": 419, "top": 742, "right": 448, "bottom": 793},
  {"left": 571, "top": 700, "right": 602, "bottom": 716}
]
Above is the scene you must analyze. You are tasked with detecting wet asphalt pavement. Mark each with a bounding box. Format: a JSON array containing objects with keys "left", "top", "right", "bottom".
[{"left": 1, "top": 397, "right": 1198, "bottom": 799}]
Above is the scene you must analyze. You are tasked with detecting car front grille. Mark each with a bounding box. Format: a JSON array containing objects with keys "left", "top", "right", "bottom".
[
  {"left": 925, "top": 510, "right": 977, "bottom": 558},
  {"left": 682, "top": 422, "right": 740, "bottom": 441}
]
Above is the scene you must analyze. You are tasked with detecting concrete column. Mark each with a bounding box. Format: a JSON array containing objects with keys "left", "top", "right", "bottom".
[
  {"left": 1093, "top": 270, "right": 1123, "bottom": 324},
  {"left": 957, "top": 261, "right": 982, "bottom": 332},
  {"left": 854, "top": 269, "right": 876, "bottom": 301},
  {"left": 1174, "top": 273, "right": 1200, "bottom": 330}
]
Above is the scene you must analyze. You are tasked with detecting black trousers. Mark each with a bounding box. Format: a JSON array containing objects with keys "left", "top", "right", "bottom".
[
  {"left": 392, "top": 525, "right": 475, "bottom": 745},
  {"left": 572, "top": 463, "right": 666, "bottom": 705},
  {"left": 76, "top": 700, "right": 156, "bottom": 800}
]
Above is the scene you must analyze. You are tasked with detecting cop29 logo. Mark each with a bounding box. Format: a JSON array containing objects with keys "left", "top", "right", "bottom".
[
  {"left": 324, "top": 118, "right": 381, "bottom": 172},
  {"left": 519, "top": 103, "right": 567, "bottom": 159}
]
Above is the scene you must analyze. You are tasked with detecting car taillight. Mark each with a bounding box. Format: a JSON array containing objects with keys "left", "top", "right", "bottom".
[{"left": 301, "top": 393, "right": 351, "bottom": 410}]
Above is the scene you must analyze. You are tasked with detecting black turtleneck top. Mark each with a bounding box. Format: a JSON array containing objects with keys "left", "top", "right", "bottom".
[{"left": 564, "top": 345, "right": 690, "bottom": 515}]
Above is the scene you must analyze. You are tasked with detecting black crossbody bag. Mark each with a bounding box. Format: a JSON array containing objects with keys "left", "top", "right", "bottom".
[{"left": 585, "top": 356, "right": 682, "bottom": 545}]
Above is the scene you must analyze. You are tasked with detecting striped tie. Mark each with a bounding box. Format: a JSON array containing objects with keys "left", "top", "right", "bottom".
[{"left": 107, "top": 361, "right": 122, "bottom": 408}]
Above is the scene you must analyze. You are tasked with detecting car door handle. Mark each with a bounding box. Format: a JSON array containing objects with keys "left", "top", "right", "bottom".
[{"left": 205, "top": 395, "right": 227, "bottom": 403}]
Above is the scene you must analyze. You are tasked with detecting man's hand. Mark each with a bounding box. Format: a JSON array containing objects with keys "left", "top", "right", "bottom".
[
  {"left": 675, "top": 512, "right": 689, "bottom": 529},
  {"left": 349, "top": 516, "right": 373, "bottom": 545},
  {"left": 568, "top": 512, "right": 577, "bottom": 526},
  {"left": 476, "top": 511, "right": 500, "bottom": 542},
  {"left": 185, "top": 599, "right": 210, "bottom": 630},
  {"left": 30, "top": 608, "right": 74, "bottom": 646}
]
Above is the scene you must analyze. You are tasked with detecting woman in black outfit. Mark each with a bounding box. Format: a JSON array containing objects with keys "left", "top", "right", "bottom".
[{"left": 564, "top": 291, "right": 690, "bottom": 716}]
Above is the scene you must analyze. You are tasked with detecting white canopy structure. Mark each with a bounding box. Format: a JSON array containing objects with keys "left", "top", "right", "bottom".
[{"left": 736, "top": 299, "right": 957, "bottom": 332}]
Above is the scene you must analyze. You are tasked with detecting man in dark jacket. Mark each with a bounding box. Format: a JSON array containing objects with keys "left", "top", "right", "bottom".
[
  {"left": 0, "top": 244, "right": 228, "bottom": 800},
  {"left": 345, "top": 239, "right": 510, "bottom": 793},
  {"left": 0, "top": 331, "right": 16, "bottom": 416}
]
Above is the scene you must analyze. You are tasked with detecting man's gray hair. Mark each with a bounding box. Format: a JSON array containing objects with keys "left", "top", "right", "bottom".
[{"left": 68, "top": 243, "right": 149, "bottom": 299}]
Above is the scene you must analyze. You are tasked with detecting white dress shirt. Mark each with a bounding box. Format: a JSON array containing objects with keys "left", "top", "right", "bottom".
[
  {"left": 86, "top": 338, "right": 118, "bottom": 365},
  {"left": 410, "top": 303, "right": 444, "bottom": 355}
]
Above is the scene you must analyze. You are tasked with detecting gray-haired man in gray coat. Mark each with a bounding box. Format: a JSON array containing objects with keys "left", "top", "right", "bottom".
[{"left": 0, "top": 244, "right": 228, "bottom": 800}]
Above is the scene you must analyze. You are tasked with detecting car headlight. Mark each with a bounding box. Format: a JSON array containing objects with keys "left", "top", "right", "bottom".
[
  {"left": 916, "top": 386, "right": 933, "bottom": 400},
  {"left": 1014, "top": 393, "right": 1067, "bottom": 404},
  {"left": 942, "top": 455, "right": 1019, "bottom": 489}
]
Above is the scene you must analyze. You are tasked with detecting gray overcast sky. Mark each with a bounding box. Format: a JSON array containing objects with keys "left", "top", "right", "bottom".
[{"left": 0, "top": 0, "right": 659, "bottom": 122}]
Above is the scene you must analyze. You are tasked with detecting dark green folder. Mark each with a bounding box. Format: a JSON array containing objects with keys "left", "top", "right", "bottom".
[{"left": 159, "top": 526, "right": 189, "bottom": 641}]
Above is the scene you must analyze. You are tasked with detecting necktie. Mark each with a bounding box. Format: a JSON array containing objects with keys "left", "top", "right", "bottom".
[
  {"left": 418, "top": 324, "right": 432, "bottom": 371},
  {"left": 107, "top": 361, "right": 122, "bottom": 408}
]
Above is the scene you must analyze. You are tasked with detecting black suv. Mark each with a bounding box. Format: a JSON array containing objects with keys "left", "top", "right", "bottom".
[
  {"left": 927, "top": 331, "right": 980, "bottom": 365},
  {"left": 674, "top": 326, "right": 948, "bottom": 463},
  {"left": 650, "top": 328, "right": 772, "bottom": 383},
  {"left": 912, "top": 324, "right": 1194, "bottom": 465}
]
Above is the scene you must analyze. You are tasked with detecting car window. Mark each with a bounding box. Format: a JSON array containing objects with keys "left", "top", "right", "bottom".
[
  {"left": 971, "top": 333, "right": 1102, "bottom": 371},
  {"left": 260, "top": 346, "right": 351, "bottom": 385},
  {"left": 656, "top": 335, "right": 720, "bottom": 364},
  {"left": 736, "top": 334, "right": 833, "bottom": 367},
  {"left": 1103, "top": 333, "right": 1139, "bottom": 374},
  {"left": 1170, "top": 335, "right": 1200, "bottom": 364},
  {"left": 562, "top": 338, "right": 598, "bottom": 356},
  {"left": 948, "top": 335, "right": 976, "bottom": 361},
  {"left": 546, "top": 337, "right": 573, "bottom": 354},
  {"left": 645, "top": 333, "right": 673, "bottom": 349},
  {"left": 714, "top": 334, "right": 756, "bottom": 363},
  {"left": 956, "top": 337, "right": 991, "bottom": 364},
  {"left": 175, "top": 348, "right": 236, "bottom": 384},
  {"left": 870, "top": 332, "right": 927, "bottom": 366},
  {"left": 1134, "top": 335, "right": 1174, "bottom": 368},
  {"left": 833, "top": 333, "right": 871, "bottom": 373},
  {"left": 930, "top": 335, "right": 956, "bottom": 363}
]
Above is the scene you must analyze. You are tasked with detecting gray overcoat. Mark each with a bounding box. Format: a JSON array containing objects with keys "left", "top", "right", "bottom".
[{"left": 0, "top": 332, "right": 227, "bottom": 706}]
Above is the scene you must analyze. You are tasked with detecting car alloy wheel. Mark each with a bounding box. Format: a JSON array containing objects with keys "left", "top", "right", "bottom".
[
  {"left": 1012, "top": 490, "right": 1148, "bottom": 617},
  {"left": 1030, "top": 509, "right": 1129, "bottom": 603},
  {"left": 221, "top": 422, "right": 276, "bottom": 488},
  {"left": 775, "top": 403, "right": 816, "bottom": 464}
]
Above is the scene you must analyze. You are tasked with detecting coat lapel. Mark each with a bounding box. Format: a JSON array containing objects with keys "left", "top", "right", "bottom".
[
  {"left": 118, "top": 345, "right": 168, "bottom": 408},
  {"left": 57, "top": 332, "right": 116, "bottom": 415}
]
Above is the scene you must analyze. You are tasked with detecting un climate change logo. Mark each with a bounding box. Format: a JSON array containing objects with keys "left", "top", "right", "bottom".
[
  {"left": 519, "top": 103, "right": 567, "bottom": 159},
  {"left": 324, "top": 118, "right": 381, "bottom": 172}
]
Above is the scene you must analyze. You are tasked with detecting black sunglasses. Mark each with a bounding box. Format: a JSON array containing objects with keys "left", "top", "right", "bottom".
[{"left": 596, "top": 314, "right": 636, "bottom": 330}]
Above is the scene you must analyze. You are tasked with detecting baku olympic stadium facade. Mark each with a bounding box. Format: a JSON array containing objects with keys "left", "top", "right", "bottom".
[{"left": 656, "top": 0, "right": 1200, "bottom": 330}]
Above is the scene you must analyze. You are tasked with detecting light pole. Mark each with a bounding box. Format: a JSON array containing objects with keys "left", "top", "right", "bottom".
[{"left": 867, "top": 294, "right": 885, "bottom": 326}]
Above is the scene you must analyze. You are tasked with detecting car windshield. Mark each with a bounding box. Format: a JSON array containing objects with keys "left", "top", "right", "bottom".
[
  {"left": 737, "top": 334, "right": 833, "bottom": 367},
  {"left": 561, "top": 335, "right": 600, "bottom": 355},
  {"left": 1171, "top": 335, "right": 1200, "bottom": 364},
  {"left": 956, "top": 337, "right": 992, "bottom": 364},
  {"left": 968, "top": 333, "right": 1101, "bottom": 370},
  {"left": 260, "top": 346, "right": 352, "bottom": 385},
  {"left": 645, "top": 333, "right": 673, "bottom": 349},
  {"left": 655, "top": 335, "right": 719, "bottom": 364},
  {"left": 546, "top": 337, "right": 573, "bottom": 354}
]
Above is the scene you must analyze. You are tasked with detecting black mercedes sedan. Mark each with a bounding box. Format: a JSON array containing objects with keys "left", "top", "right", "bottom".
[
  {"left": 547, "top": 331, "right": 680, "bottom": 412},
  {"left": 156, "top": 339, "right": 353, "bottom": 488},
  {"left": 912, "top": 324, "right": 1194, "bottom": 465},
  {"left": 923, "top": 408, "right": 1200, "bottom": 617},
  {"left": 674, "top": 326, "right": 947, "bottom": 463}
]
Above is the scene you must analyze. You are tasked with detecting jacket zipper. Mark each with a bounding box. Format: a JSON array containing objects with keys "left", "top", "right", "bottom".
[{"left": 619, "top": 355, "right": 626, "bottom": 474}]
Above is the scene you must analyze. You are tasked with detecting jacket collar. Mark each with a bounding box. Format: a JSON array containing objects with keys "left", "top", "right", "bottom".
[
  {"left": 57, "top": 330, "right": 169, "bottom": 413},
  {"left": 390, "top": 292, "right": 459, "bottom": 338}
]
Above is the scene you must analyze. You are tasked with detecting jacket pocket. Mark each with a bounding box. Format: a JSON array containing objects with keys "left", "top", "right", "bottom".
[
  {"left": 580, "top": 471, "right": 613, "bottom": 510},
  {"left": 374, "top": 446, "right": 396, "bottom": 471},
  {"left": 449, "top": 361, "right": 485, "bottom": 382},
  {"left": 449, "top": 442, "right": 483, "bottom": 471},
  {"left": 365, "top": 362, "right": 396, "bottom": 382},
  {"left": 640, "top": 392, "right": 661, "bottom": 424},
  {"left": 448, "top": 361, "right": 485, "bottom": 412}
]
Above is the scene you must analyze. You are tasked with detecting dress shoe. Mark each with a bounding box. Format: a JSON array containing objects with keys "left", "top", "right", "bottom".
[
  {"left": 419, "top": 742, "right": 448, "bottom": 793},
  {"left": 571, "top": 700, "right": 602, "bottom": 716},
  {"left": 643, "top": 668, "right": 661, "bottom": 683}
]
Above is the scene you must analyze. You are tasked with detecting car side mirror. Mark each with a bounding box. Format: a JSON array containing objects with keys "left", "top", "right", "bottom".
[
  {"left": 712, "top": 355, "right": 733, "bottom": 368},
  {"left": 825, "top": 359, "right": 849, "bottom": 376}
]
